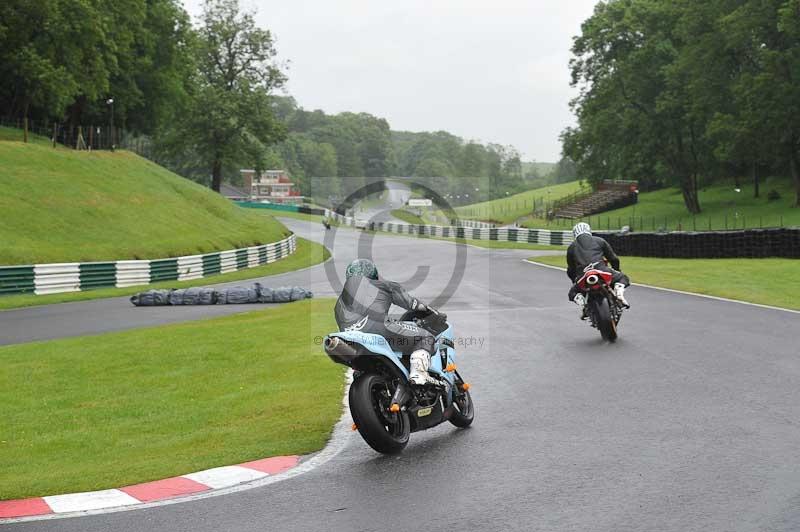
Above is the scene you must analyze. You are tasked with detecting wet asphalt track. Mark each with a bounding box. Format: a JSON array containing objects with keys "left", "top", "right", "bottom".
[{"left": 3, "top": 219, "right": 800, "bottom": 532}]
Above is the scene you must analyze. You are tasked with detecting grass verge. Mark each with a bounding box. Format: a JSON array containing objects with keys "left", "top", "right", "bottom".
[
  {"left": 390, "top": 209, "right": 425, "bottom": 225},
  {"left": 0, "top": 237, "right": 328, "bottom": 311},
  {"left": 453, "top": 180, "right": 588, "bottom": 223},
  {"left": 528, "top": 255, "right": 800, "bottom": 310},
  {"left": 0, "top": 128, "right": 287, "bottom": 264},
  {"left": 0, "top": 298, "right": 344, "bottom": 500},
  {"left": 520, "top": 177, "right": 800, "bottom": 231},
  {"left": 268, "top": 210, "right": 339, "bottom": 226}
]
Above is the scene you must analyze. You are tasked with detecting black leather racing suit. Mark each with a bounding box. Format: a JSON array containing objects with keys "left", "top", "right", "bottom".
[
  {"left": 566, "top": 233, "right": 630, "bottom": 301},
  {"left": 334, "top": 275, "right": 435, "bottom": 356}
]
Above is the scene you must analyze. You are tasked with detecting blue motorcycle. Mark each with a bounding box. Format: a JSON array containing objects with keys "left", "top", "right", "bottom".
[{"left": 323, "top": 309, "right": 474, "bottom": 454}]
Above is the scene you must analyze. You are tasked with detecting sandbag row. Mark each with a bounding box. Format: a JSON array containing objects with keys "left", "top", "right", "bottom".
[{"left": 130, "top": 283, "right": 313, "bottom": 306}]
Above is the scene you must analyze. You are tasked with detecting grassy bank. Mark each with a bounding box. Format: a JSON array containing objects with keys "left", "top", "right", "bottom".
[
  {"left": 521, "top": 177, "right": 800, "bottom": 231},
  {"left": 0, "top": 299, "right": 344, "bottom": 500},
  {"left": 593, "top": 178, "right": 799, "bottom": 231},
  {"left": 0, "top": 237, "right": 328, "bottom": 311},
  {"left": 390, "top": 209, "right": 425, "bottom": 225},
  {"left": 269, "top": 210, "right": 340, "bottom": 226},
  {"left": 528, "top": 255, "right": 800, "bottom": 310},
  {"left": 454, "top": 180, "right": 588, "bottom": 223},
  {"left": 0, "top": 128, "right": 288, "bottom": 265}
]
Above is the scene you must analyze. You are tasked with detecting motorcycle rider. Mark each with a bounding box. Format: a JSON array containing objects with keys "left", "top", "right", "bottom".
[
  {"left": 335, "top": 258, "right": 438, "bottom": 386},
  {"left": 566, "top": 222, "right": 630, "bottom": 316}
]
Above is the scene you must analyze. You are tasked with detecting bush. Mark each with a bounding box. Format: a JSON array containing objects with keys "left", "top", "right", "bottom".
[{"left": 767, "top": 189, "right": 781, "bottom": 201}]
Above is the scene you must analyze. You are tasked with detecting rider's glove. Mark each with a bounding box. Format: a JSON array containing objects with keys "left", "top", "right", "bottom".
[{"left": 418, "top": 303, "right": 439, "bottom": 315}]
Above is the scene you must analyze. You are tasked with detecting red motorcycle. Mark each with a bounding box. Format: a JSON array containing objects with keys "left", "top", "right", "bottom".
[{"left": 575, "top": 263, "right": 625, "bottom": 342}]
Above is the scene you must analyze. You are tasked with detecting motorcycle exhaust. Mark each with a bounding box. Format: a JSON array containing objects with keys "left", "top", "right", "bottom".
[
  {"left": 324, "top": 336, "right": 359, "bottom": 364},
  {"left": 586, "top": 274, "right": 599, "bottom": 285}
]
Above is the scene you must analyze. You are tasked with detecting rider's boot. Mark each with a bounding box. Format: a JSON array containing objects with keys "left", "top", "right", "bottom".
[
  {"left": 409, "top": 349, "right": 434, "bottom": 386},
  {"left": 574, "top": 293, "right": 588, "bottom": 320},
  {"left": 614, "top": 283, "right": 630, "bottom": 308}
]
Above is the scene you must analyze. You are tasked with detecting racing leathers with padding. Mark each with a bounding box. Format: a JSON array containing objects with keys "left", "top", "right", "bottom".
[
  {"left": 334, "top": 275, "right": 435, "bottom": 358},
  {"left": 566, "top": 233, "right": 630, "bottom": 301}
]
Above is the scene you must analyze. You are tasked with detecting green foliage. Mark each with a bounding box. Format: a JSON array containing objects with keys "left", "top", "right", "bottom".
[
  {"left": 0, "top": 0, "right": 194, "bottom": 133},
  {"left": 259, "top": 100, "right": 536, "bottom": 207},
  {"left": 393, "top": 131, "right": 527, "bottom": 203},
  {"left": 0, "top": 1, "right": 549, "bottom": 204},
  {"left": 0, "top": 0, "right": 286, "bottom": 194},
  {"left": 159, "top": 0, "right": 287, "bottom": 192},
  {"left": 564, "top": 0, "right": 800, "bottom": 213}
]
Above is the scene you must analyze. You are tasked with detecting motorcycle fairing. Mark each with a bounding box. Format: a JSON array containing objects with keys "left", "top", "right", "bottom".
[
  {"left": 327, "top": 331, "right": 410, "bottom": 378},
  {"left": 577, "top": 268, "right": 614, "bottom": 291},
  {"left": 327, "top": 323, "right": 458, "bottom": 392}
]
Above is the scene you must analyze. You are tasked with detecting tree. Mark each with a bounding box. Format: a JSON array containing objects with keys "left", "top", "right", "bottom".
[
  {"left": 565, "top": 0, "right": 800, "bottom": 211},
  {"left": 106, "top": 0, "right": 195, "bottom": 133},
  {"left": 164, "top": 0, "right": 286, "bottom": 192},
  {"left": 719, "top": 0, "right": 800, "bottom": 206},
  {"left": 459, "top": 142, "right": 486, "bottom": 177},
  {"left": 566, "top": 0, "right": 709, "bottom": 213},
  {"left": 552, "top": 157, "right": 578, "bottom": 183},
  {"left": 0, "top": 0, "right": 113, "bottom": 129}
]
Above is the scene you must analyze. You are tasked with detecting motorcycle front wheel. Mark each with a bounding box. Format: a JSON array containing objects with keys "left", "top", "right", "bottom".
[
  {"left": 349, "top": 373, "right": 410, "bottom": 454},
  {"left": 591, "top": 296, "right": 618, "bottom": 342},
  {"left": 449, "top": 389, "right": 474, "bottom": 428}
]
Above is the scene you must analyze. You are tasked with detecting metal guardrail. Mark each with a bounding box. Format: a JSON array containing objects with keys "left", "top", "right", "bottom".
[
  {"left": 369, "top": 222, "right": 573, "bottom": 246},
  {"left": 0, "top": 234, "right": 297, "bottom": 296},
  {"left": 326, "top": 212, "right": 800, "bottom": 258}
]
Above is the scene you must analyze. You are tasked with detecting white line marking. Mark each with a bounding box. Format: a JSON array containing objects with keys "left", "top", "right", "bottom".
[
  {"left": 522, "top": 259, "right": 800, "bottom": 315},
  {"left": 1, "top": 372, "right": 355, "bottom": 524},
  {"left": 182, "top": 466, "right": 267, "bottom": 489},
  {"left": 44, "top": 490, "right": 140, "bottom": 513}
]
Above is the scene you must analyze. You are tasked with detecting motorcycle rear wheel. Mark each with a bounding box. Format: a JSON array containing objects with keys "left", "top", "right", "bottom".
[
  {"left": 592, "top": 296, "right": 618, "bottom": 342},
  {"left": 349, "top": 373, "right": 410, "bottom": 454}
]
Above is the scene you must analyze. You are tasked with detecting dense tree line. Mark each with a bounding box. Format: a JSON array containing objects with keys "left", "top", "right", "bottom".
[
  {"left": 563, "top": 0, "right": 800, "bottom": 211},
  {"left": 1, "top": 0, "right": 549, "bottom": 203},
  {"left": 0, "top": 0, "right": 287, "bottom": 192},
  {"left": 0, "top": 0, "right": 194, "bottom": 136},
  {"left": 263, "top": 98, "right": 531, "bottom": 205}
]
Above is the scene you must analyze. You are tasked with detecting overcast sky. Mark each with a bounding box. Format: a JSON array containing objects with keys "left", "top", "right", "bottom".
[{"left": 183, "top": 0, "right": 599, "bottom": 162}]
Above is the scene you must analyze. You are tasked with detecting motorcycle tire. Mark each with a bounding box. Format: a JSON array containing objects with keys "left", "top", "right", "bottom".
[
  {"left": 349, "top": 373, "right": 410, "bottom": 454},
  {"left": 592, "top": 296, "right": 618, "bottom": 342},
  {"left": 449, "top": 389, "right": 474, "bottom": 428}
]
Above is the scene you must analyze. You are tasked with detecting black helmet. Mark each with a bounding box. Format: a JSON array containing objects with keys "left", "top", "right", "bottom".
[{"left": 345, "top": 258, "right": 378, "bottom": 280}]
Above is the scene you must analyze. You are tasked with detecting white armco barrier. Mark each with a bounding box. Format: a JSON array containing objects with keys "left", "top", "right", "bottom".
[
  {"left": 219, "top": 250, "right": 238, "bottom": 274},
  {"left": 246, "top": 247, "right": 261, "bottom": 269},
  {"left": 34, "top": 263, "right": 81, "bottom": 295},
  {"left": 115, "top": 260, "right": 151, "bottom": 288},
  {"left": 177, "top": 255, "right": 204, "bottom": 281},
  {"left": 321, "top": 207, "right": 572, "bottom": 246},
  {"left": 1, "top": 234, "right": 298, "bottom": 297}
]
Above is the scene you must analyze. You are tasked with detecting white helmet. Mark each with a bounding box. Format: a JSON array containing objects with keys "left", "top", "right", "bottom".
[{"left": 573, "top": 222, "right": 592, "bottom": 238}]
